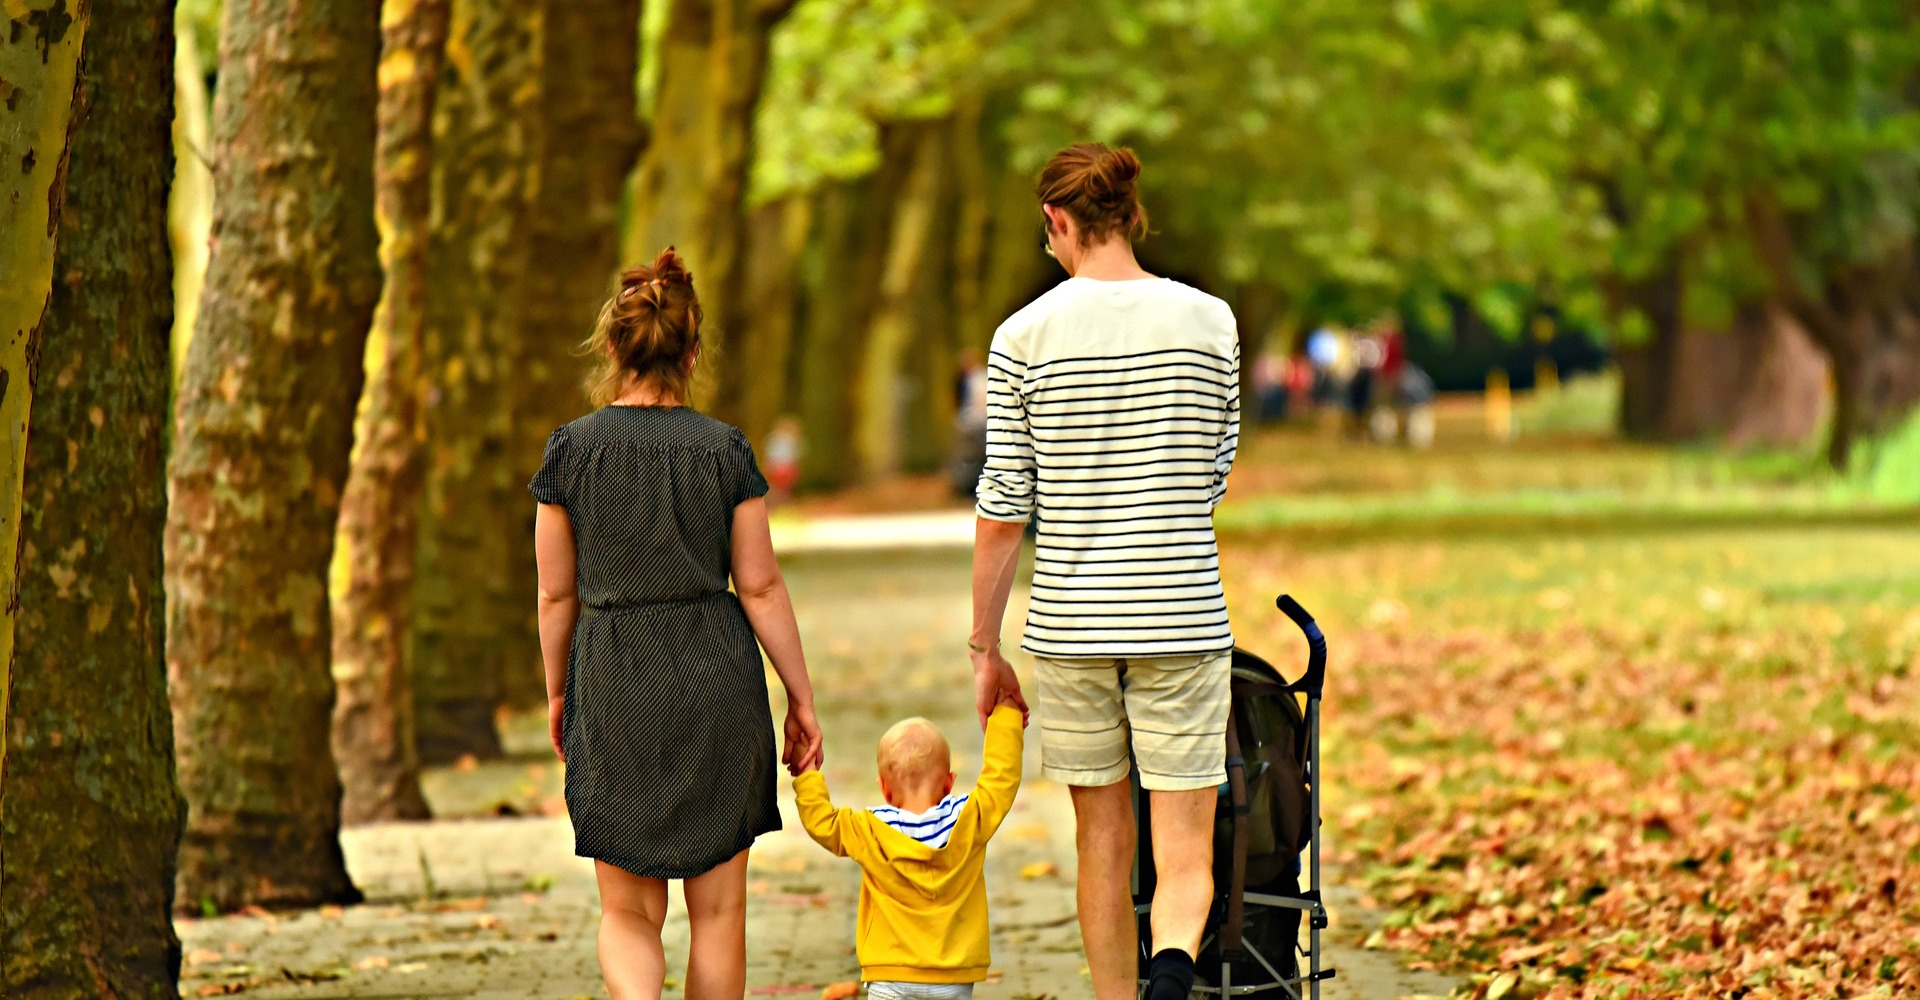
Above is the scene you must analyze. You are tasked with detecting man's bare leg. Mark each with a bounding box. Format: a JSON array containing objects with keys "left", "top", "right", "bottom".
[
  {"left": 1071, "top": 779, "right": 1139, "bottom": 1000},
  {"left": 1148, "top": 787, "right": 1215, "bottom": 957}
]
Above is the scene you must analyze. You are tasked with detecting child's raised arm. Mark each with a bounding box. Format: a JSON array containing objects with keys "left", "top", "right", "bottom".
[{"left": 968, "top": 705, "right": 1026, "bottom": 838}]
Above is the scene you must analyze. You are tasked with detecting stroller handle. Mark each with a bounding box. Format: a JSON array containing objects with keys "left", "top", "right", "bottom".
[{"left": 1277, "top": 594, "right": 1327, "bottom": 699}]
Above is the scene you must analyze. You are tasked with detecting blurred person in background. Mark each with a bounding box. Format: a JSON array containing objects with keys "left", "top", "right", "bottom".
[
  {"left": 765, "top": 416, "right": 802, "bottom": 506},
  {"left": 949, "top": 348, "right": 990, "bottom": 497}
]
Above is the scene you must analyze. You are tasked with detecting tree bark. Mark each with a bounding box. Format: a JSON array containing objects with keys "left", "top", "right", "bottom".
[
  {"left": 626, "top": 0, "right": 795, "bottom": 426},
  {"left": 1749, "top": 197, "right": 1920, "bottom": 468},
  {"left": 0, "top": 0, "right": 88, "bottom": 780},
  {"left": 498, "top": 0, "right": 646, "bottom": 711},
  {"left": 1232, "top": 282, "right": 1287, "bottom": 411},
  {"left": 1660, "top": 304, "right": 1830, "bottom": 447},
  {"left": 1610, "top": 258, "right": 1684, "bottom": 441},
  {"left": 736, "top": 197, "right": 812, "bottom": 447},
  {"left": 330, "top": 0, "right": 450, "bottom": 826},
  {"left": 412, "top": 0, "right": 542, "bottom": 764},
  {"left": 795, "top": 126, "right": 918, "bottom": 491},
  {"left": 1, "top": 2, "right": 183, "bottom": 995},
  {"left": 165, "top": 0, "right": 380, "bottom": 912},
  {"left": 1724, "top": 304, "right": 1829, "bottom": 450},
  {"left": 857, "top": 120, "right": 949, "bottom": 482}
]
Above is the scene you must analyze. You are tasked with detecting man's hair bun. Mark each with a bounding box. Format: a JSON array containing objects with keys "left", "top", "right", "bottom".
[{"left": 1035, "top": 142, "right": 1148, "bottom": 245}]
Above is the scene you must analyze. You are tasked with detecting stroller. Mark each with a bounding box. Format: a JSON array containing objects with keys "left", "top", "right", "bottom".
[{"left": 1133, "top": 595, "right": 1335, "bottom": 998}]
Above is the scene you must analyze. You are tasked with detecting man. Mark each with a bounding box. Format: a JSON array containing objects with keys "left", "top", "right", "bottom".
[{"left": 969, "top": 142, "right": 1240, "bottom": 1000}]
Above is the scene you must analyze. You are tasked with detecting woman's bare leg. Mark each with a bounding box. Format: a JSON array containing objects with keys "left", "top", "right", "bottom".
[
  {"left": 683, "top": 849, "right": 751, "bottom": 1000},
  {"left": 596, "top": 860, "right": 670, "bottom": 1000}
]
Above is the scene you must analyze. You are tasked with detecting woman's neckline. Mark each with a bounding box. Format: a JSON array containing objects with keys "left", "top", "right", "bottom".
[{"left": 606, "top": 402, "right": 687, "bottom": 410}]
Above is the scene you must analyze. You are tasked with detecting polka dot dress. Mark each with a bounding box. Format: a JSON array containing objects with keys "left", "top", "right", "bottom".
[{"left": 530, "top": 405, "right": 779, "bottom": 879}]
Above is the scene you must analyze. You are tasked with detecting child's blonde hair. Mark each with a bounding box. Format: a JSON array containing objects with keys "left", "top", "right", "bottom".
[{"left": 877, "top": 717, "right": 951, "bottom": 792}]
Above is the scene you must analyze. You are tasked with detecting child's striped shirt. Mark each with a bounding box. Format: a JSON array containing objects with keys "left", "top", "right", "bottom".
[{"left": 868, "top": 794, "right": 971, "bottom": 848}]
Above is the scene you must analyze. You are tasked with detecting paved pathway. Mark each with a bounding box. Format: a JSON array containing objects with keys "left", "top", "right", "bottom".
[{"left": 178, "top": 547, "right": 1457, "bottom": 1000}]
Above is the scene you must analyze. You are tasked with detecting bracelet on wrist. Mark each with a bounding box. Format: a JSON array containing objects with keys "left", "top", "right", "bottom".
[{"left": 967, "top": 638, "right": 998, "bottom": 654}]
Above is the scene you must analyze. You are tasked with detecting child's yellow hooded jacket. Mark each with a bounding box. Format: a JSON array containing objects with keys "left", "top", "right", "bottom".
[{"left": 792, "top": 706, "right": 1024, "bottom": 984}]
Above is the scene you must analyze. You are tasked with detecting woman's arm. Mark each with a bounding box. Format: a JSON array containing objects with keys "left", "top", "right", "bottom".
[
  {"left": 534, "top": 503, "right": 580, "bottom": 760},
  {"left": 731, "top": 497, "right": 823, "bottom": 773}
]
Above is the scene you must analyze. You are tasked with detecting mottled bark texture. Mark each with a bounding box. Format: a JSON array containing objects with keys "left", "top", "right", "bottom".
[
  {"left": 165, "top": 0, "right": 381, "bottom": 911},
  {"left": 1, "top": 1, "right": 183, "bottom": 997},
  {"left": 331, "top": 0, "right": 450, "bottom": 826},
  {"left": 626, "top": 0, "right": 795, "bottom": 426},
  {"left": 736, "top": 197, "right": 811, "bottom": 446},
  {"left": 857, "top": 120, "right": 949, "bottom": 482},
  {"left": 412, "top": 0, "right": 541, "bottom": 763},
  {"left": 795, "top": 127, "right": 919, "bottom": 491},
  {"left": 1610, "top": 258, "right": 1685, "bottom": 442},
  {"left": 502, "top": 0, "right": 645, "bottom": 710},
  {"left": 0, "top": 0, "right": 87, "bottom": 775},
  {"left": 1751, "top": 200, "right": 1920, "bottom": 469},
  {"left": 1661, "top": 304, "right": 1829, "bottom": 448}
]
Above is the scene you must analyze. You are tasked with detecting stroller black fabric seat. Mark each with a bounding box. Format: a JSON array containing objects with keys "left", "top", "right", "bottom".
[{"left": 1134, "top": 595, "right": 1334, "bottom": 998}]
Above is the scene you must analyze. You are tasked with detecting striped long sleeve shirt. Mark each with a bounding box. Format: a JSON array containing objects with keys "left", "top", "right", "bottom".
[{"left": 975, "top": 276, "right": 1241, "bottom": 658}]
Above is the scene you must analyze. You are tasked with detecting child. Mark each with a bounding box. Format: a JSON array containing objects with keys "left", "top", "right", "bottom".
[{"left": 793, "top": 703, "right": 1025, "bottom": 999}]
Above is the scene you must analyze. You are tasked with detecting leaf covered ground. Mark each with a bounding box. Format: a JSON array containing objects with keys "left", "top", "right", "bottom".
[{"left": 1218, "top": 424, "right": 1920, "bottom": 1000}]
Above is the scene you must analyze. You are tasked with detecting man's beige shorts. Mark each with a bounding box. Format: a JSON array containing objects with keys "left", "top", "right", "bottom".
[{"left": 1032, "top": 651, "right": 1231, "bottom": 792}]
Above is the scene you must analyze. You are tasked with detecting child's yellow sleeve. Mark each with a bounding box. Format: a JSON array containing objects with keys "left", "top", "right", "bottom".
[
  {"left": 793, "top": 771, "right": 863, "bottom": 859},
  {"left": 968, "top": 705, "right": 1026, "bottom": 837}
]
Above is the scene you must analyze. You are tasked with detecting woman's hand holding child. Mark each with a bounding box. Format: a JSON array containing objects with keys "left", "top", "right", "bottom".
[{"left": 784, "top": 701, "right": 824, "bottom": 775}]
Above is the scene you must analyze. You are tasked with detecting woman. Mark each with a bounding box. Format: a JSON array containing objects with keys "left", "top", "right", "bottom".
[
  {"left": 967, "top": 143, "right": 1241, "bottom": 1000},
  {"left": 531, "top": 248, "right": 824, "bottom": 1000}
]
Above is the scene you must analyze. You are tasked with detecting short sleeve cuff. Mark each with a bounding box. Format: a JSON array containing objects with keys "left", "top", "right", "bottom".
[
  {"left": 730, "top": 430, "right": 771, "bottom": 506},
  {"left": 529, "top": 427, "right": 572, "bottom": 506}
]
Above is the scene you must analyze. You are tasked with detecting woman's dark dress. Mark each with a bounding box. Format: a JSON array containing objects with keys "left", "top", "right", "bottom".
[{"left": 529, "top": 405, "right": 778, "bottom": 879}]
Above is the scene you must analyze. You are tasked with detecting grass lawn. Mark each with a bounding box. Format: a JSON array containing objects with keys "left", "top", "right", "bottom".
[{"left": 1216, "top": 419, "right": 1919, "bottom": 1000}]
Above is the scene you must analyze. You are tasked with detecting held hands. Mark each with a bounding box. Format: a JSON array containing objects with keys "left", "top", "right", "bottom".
[
  {"left": 782, "top": 700, "right": 824, "bottom": 776},
  {"left": 971, "top": 645, "right": 1030, "bottom": 730}
]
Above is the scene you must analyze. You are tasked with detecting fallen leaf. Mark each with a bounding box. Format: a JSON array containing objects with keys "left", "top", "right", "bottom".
[
  {"left": 1018, "top": 861, "right": 1059, "bottom": 880},
  {"left": 353, "top": 956, "right": 389, "bottom": 971},
  {"left": 185, "top": 949, "right": 222, "bottom": 967}
]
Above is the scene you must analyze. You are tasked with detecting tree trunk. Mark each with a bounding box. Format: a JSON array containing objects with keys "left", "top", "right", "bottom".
[
  {"left": 736, "top": 197, "right": 811, "bottom": 447},
  {"left": 1748, "top": 198, "right": 1920, "bottom": 468},
  {"left": 626, "top": 0, "right": 795, "bottom": 426},
  {"left": 972, "top": 162, "right": 1055, "bottom": 350},
  {"left": 795, "top": 127, "right": 918, "bottom": 491},
  {"left": 1, "top": 2, "right": 183, "bottom": 995},
  {"left": 1232, "top": 282, "right": 1287, "bottom": 411},
  {"left": 1660, "top": 304, "right": 1831, "bottom": 447},
  {"left": 497, "top": 0, "right": 646, "bottom": 712},
  {"left": 1724, "top": 304, "right": 1830, "bottom": 450},
  {"left": 330, "top": 0, "right": 450, "bottom": 827},
  {"left": 412, "top": 0, "right": 542, "bottom": 764},
  {"left": 165, "top": 0, "right": 381, "bottom": 912},
  {"left": 857, "top": 120, "right": 949, "bottom": 482},
  {"left": 0, "top": 0, "right": 88, "bottom": 780},
  {"left": 1610, "top": 259, "right": 1684, "bottom": 441}
]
